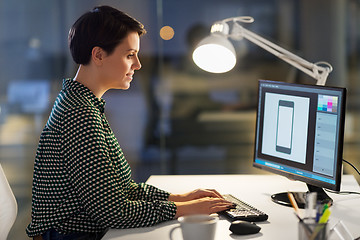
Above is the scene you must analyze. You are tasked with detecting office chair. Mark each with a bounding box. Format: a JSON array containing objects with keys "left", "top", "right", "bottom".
[{"left": 0, "top": 164, "right": 18, "bottom": 240}]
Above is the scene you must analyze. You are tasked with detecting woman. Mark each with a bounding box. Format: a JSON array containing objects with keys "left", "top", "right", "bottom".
[{"left": 26, "top": 6, "right": 232, "bottom": 240}]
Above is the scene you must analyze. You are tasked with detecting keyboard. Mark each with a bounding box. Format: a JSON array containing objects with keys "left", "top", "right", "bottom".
[{"left": 221, "top": 194, "right": 268, "bottom": 222}]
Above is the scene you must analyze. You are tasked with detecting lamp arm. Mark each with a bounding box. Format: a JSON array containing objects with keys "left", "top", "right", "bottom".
[{"left": 228, "top": 22, "right": 332, "bottom": 85}]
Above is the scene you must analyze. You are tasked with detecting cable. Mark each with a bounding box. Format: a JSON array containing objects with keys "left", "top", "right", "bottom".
[
  {"left": 343, "top": 159, "right": 360, "bottom": 176},
  {"left": 325, "top": 189, "right": 360, "bottom": 195},
  {"left": 324, "top": 159, "right": 360, "bottom": 195}
]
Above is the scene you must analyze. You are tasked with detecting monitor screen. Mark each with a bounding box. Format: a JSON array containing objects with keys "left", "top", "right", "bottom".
[{"left": 253, "top": 80, "right": 346, "bottom": 208}]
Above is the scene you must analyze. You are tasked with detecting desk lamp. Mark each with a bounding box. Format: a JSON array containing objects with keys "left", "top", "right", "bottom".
[{"left": 192, "top": 16, "right": 333, "bottom": 86}]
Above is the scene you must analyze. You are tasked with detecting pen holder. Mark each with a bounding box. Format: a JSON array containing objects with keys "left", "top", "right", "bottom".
[{"left": 298, "top": 221, "right": 328, "bottom": 240}]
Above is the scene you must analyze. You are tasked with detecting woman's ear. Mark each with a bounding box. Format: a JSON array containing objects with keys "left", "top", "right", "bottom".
[{"left": 91, "top": 46, "right": 105, "bottom": 66}]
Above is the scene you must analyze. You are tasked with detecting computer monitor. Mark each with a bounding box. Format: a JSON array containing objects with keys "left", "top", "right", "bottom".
[{"left": 253, "top": 80, "right": 346, "bottom": 208}]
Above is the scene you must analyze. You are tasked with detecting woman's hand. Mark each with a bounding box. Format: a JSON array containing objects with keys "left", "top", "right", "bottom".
[
  {"left": 173, "top": 197, "right": 233, "bottom": 218},
  {"left": 169, "top": 189, "right": 223, "bottom": 202}
]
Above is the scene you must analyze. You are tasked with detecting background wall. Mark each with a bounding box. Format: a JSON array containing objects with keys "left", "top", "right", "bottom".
[{"left": 0, "top": 0, "right": 359, "bottom": 239}]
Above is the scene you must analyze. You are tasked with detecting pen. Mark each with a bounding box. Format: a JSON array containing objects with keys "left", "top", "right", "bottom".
[
  {"left": 287, "top": 192, "right": 301, "bottom": 217},
  {"left": 318, "top": 208, "right": 331, "bottom": 224},
  {"left": 322, "top": 203, "right": 329, "bottom": 214},
  {"left": 305, "top": 192, "right": 317, "bottom": 220},
  {"left": 315, "top": 202, "right": 322, "bottom": 222},
  {"left": 309, "top": 208, "right": 331, "bottom": 240}
]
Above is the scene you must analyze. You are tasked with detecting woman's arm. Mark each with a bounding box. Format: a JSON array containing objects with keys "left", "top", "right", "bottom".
[
  {"left": 169, "top": 189, "right": 233, "bottom": 218},
  {"left": 168, "top": 189, "right": 224, "bottom": 202},
  {"left": 126, "top": 180, "right": 172, "bottom": 202},
  {"left": 62, "top": 107, "right": 176, "bottom": 228},
  {"left": 173, "top": 197, "right": 233, "bottom": 218}
]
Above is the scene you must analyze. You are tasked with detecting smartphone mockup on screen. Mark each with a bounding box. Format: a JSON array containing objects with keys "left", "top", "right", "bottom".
[{"left": 276, "top": 100, "right": 294, "bottom": 154}]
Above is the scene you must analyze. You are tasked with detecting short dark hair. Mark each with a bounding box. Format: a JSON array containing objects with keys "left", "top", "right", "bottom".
[{"left": 68, "top": 6, "right": 146, "bottom": 65}]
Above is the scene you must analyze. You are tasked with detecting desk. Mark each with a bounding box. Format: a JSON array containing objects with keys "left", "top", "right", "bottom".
[{"left": 103, "top": 174, "right": 360, "bottom": 240}]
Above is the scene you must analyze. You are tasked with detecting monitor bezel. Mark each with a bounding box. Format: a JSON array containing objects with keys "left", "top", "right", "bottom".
[{"left": 253, "top": 79, "right": 346, "bottom": 192}]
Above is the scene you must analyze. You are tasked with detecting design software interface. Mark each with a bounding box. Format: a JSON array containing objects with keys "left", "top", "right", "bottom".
[{"left": 254, "top": 80, "right": 345, "bottom": 186}]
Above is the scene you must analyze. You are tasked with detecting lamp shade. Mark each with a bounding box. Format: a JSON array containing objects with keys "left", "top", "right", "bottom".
[{"left": 192, "top": 34, "right": 236, "bottom": 73}]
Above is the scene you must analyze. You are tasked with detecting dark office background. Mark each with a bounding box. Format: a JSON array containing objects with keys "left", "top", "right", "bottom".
[{"left": 0, "top": 0, "right": 359, "bottom": 239}]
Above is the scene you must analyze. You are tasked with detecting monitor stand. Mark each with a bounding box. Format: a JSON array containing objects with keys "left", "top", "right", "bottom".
[{"left": 271, "top": 184, "right": 333, "bottom": 209}]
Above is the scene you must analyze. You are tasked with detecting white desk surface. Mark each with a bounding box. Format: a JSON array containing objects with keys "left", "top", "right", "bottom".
[{"left": 103, "top": 174, "right": 360, "bottom": 240}]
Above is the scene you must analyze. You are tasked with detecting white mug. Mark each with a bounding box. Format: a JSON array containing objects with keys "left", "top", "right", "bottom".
[{"left": 170, "top": 214, "right": 218, "bottom": 240}]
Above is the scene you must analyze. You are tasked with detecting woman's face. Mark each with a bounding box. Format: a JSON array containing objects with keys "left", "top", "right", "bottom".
[{"left": 100, "top": 31, "right": 141, "bottom": 90}]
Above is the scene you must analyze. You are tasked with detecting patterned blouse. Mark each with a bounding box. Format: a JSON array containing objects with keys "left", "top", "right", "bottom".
[{"left": 26, "top": 79, "right": 177, "bottom": 237}]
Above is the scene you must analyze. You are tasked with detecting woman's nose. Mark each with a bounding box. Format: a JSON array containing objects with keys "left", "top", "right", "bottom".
[{"left": 133, "top": 57, "right": 141, "bottom": 70}]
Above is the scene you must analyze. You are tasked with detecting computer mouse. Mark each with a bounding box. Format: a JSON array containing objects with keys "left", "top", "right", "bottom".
[{"left": 229, "top": 220, "right": 261, "bottom": 235}]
